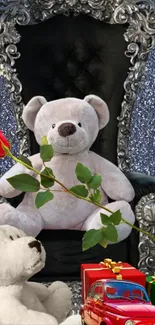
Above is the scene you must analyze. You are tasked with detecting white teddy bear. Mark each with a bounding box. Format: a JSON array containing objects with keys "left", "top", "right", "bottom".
[
  {"left": 0, "top": 225, "right": 81, "bottom": 325},
  {"left": 0, "top": 95, "right": 135, "bottom": 242}
]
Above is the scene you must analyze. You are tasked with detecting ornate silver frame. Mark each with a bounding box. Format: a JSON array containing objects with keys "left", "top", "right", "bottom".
[
  {"left": 0, "top": 0, "right": 155, "bottom": 273},
  {"left": 136, "top": 193, "right": 155, "bottom": 275}
]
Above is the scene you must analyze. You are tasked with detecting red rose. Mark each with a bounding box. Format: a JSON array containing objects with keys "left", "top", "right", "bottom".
[{"left": 0, "top": 131, "right": 10, "bottom": 157}]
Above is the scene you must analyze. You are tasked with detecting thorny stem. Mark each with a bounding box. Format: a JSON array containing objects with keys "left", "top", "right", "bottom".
[
  {"left": 121, "top": 217, "right": 155, "bottom": 242},
  {"left": 4, "top": 147, "right": 155, "bottom": 243}
]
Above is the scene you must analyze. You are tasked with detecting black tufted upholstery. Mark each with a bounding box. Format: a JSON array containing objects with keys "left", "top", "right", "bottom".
[
  {"left": 13, "top": 15, "right": 139, "bottom": 282},
  {"left": 16, "top": 14, "right": 130, "bottom": 164}
]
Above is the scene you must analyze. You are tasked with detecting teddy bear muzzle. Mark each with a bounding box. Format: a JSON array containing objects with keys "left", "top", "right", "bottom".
[{"left": 58, "top": 122, "right": 76, "bottom": 137}]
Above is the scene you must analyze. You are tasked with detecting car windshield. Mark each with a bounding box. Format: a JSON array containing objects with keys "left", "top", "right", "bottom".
[{"left": 105, "top": 281, "right": 150, "bottom": 302}]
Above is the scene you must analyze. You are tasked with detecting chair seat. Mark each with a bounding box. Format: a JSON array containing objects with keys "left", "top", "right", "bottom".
[{"left": 32, "top": 229, "right": 132, "bottom": 282}]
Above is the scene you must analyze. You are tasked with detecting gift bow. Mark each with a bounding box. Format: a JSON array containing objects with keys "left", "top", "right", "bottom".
[
  {"left": 100, "top": 259, "right": 123, "bottom": 280},
  {"left": 147, "top": 276, "right": 155, "bottom": 297}
]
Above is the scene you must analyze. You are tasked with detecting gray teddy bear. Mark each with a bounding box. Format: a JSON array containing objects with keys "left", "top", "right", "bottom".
[{"left": 0, "top": 95, "right": 135, "bottom": 243}]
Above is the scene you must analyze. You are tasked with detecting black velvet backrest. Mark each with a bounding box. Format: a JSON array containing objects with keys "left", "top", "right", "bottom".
[
  {"left": 16, "top": 14, "right": 130, "bottom": 164},
  {"left": 13, "top": 15, "right": 139, "bottom": 282}
]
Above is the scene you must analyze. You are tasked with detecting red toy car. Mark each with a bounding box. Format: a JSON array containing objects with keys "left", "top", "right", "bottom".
[{"left": 80, "top": 279, "right": 155, "bottom": 325}]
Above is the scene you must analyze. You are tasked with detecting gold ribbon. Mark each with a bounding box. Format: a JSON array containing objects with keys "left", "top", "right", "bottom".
[
  {"left": 101, "top": 259, "right": 123, "bottom": 280},
  {"left": 100, "top": 259, "right": 135, "bottom": 281},
  {"left": 147, "top": 276, "right": 155, "bottom": 298}
]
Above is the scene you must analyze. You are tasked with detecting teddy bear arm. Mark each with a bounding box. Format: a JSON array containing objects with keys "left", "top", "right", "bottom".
[
  {"left": 27, "top": 282, "right": 49, "bottom": 301},
  {"left": 91, "top": 152, "right": 135, "bottom": 202},
  {"left": 0, "top": 154, "right": 43, "bottom": 199},
  {"left": 29, "top": 153, "right": 43, "bottom": 171},
  {"left": 0, "top": 163, "right": 34, "bottom": 198}
]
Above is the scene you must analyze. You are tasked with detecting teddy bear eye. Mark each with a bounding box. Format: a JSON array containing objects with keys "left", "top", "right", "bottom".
[
  {"left": 78, "top": 123, "right": 82, "bottom": 127},
  {"left": 52, "top": 124, "right": 56, "bottom": 128},
  {"left": 10, "top": 236, "right": 14, "bottom": 240}
]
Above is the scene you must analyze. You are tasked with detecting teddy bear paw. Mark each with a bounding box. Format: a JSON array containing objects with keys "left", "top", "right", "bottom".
[
  {"left": 60, "top": 315, "right": 81, "bottom": 325},
  {"left": 43, "top": 283, "right": 72, "bottom": 323}
]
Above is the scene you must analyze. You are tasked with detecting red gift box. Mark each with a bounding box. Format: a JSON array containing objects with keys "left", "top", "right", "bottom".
[{"left": 81, "top": 260, "right": 146, "bottom": 302}]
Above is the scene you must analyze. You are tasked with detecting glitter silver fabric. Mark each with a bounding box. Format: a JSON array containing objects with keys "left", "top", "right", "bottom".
[
  {"left": 67, "top": 281, "right": 82, "bottom": 314},
  {"left": 128, "top": 44, "right": 155, "bottom": 176},
  {"left": 0, "top": 75, "right": 19, "bottom": 176}
]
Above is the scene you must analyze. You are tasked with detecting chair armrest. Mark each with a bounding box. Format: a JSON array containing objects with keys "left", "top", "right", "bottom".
[
  {"left": 124, "top": 171, "right": 155, "bottom": 204},
  {"left": 123, "top": 172, "right": 155, "bottom": 274},
  {"left": 0, "top": 193, "right": 25, "bottom": 208},
  {"left": 134, "top": 192, "right": 155, "bottom": 275}
]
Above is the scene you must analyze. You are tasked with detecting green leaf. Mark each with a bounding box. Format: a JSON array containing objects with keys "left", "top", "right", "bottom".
[
  {"left": 89, "top": 189, "right": 102, "bottom": 203},
  {"left": 70, "top": 185, "right": 88, "bottom": 198},
  {"left": 20, "top": 155, "right": 32, "bottom": 168},
  {"left": 40, "top": 144, "right": 54, "bottom": 162},
  {"left": 87, "top": 175, "right": 102, "bottom": 189},
  {"left": 99, "top": 238, "right": 109, "bottom": 248},
  {"left": 7, "top": 174, "right": 40, "bottom": 192},
  {"left": 75, "top": 163, "right": 92, "bottom": 184},
  {"left": 41, "top": 136, "right": 48, "bottom": 145},
  {"left": 104, "top": 224, "right": 118, "bottom": 243},
  {"left": 82, "top": 229, "right": 103, "bottom": 251},
  {"left": 41, "top": 168, "right": 55, "bottom": 188},
  {"left": 35, "top": 190, "right": 54, "bottom": 208},
  {"left": 100, "top": 213, "right": 112, "bottom": 225},
  {"left": 109, "top": 210, "right": 122, "bottom": 225}
]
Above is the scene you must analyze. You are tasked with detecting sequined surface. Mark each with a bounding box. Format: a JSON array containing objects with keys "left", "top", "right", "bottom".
[
  {"left": 128, "top": 45, "right": 155, "bottom": 176},
  {"left": 0, "top": 75, "right": 19, "bottom": 176},
  {"left": 67, "top": 281, "right": 82, "bottom": 314}
]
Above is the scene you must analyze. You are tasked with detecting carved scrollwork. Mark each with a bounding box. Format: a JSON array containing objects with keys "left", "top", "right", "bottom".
[
  {"left": 0, "top": 20, "right": 30, "bottom": 157},
  {"left": 0, "top": 0, "right": 140, "bottom": 24},
  {"left": 0, "top": 1, "right": 30, "bottom": 25},
  {"left": 136, "top": 193, "right": 155, "bottom": 275}
]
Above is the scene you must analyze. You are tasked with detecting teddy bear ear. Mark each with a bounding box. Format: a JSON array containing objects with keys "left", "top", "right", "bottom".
[
  {"left": 22, "top": 96, "right": 47, "bottom": 131},
  {"left": 84, "top": 94, "right": 109, "bottom": 129}
]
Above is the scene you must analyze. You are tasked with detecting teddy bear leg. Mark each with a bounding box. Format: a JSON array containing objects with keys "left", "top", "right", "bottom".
[
  {"left": 27, "top": 282, "right": 49, "bottom": 301},
  {"left": 82, "top": 200, "right": 135, "bottom": 243},
  {"left": 0, "top": 202, "right": 43, "bottom": 236},
  {"left": 60, "top": 315, "right": 81, "bottom": 325},
  {"left": 43, "top": 282, "right": 72, "bottom": 324}
]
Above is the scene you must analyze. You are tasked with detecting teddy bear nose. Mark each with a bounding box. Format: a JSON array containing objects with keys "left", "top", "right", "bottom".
[
  {"left": 58, "top": 123, "right": 76, "bottom": 137},
  {"left": 28, "top": 240, "right": 41, "bottom": 253}
]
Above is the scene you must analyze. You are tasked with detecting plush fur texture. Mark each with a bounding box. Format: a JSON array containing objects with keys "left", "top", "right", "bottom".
[
  {"left": 0, "top": 225, "right": 80, "bottom": 325},
  {"left": 0, "top": 95, "right": 135, "bottom": 242}
]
